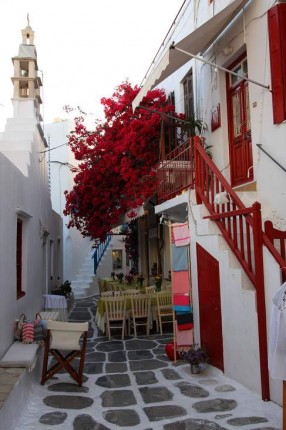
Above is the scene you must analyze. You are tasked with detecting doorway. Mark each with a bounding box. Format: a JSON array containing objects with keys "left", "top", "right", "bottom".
[
  {"left": 227, "top": 56, "right": 253, "bottom": 187},
  {"left": 197, "top": 243, "right": 224, "bottom": 371}
]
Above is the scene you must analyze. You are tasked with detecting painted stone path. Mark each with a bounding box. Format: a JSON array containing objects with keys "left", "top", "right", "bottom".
[{"left": 14, "top": 297, "right": 281, "bottom": 429}]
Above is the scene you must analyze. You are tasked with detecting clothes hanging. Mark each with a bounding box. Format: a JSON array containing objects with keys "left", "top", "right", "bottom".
[
  {"left": 268, "top": 282, "right": 286, "bottom": 380},
  {"left": 171, "top": 245, "right": 188, "bottom": 271},
  {"left": 172, "top": 222, "right": 190, "bottom": 247}
]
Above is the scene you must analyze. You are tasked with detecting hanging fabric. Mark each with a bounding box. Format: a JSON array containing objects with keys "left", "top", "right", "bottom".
[{"left": 268, "top": 282, "right": 286, "bottom": 379}]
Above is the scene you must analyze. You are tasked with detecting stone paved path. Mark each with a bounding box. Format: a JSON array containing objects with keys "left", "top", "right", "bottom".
[{"left": 14, "top": 297, "right": 282, "bottom": 429}]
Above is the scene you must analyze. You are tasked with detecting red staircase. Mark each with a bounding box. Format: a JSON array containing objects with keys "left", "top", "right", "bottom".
[{"left": 157, "top": 135, "right": 286, "bottom": 400}]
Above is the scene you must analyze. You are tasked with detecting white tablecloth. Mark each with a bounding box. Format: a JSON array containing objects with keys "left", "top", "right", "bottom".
[{"left": 42, "top": 295, "right": 68, "bottom": 321}]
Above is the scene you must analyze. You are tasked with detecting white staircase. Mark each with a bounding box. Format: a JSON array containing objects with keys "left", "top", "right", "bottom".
[{"left": 71, "top": 251, "right": 99, "bottom": 299}]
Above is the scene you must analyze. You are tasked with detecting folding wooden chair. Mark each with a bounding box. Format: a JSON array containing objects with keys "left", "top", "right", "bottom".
[
  {"left": 104, "top": 297, "right": 127, "bottom": 340},
  {"left": 155, "top": 292, "right": 173, "bottom": 335},
  {"left": 128, "top": 294, "right": 151, "bottom": 337},
  {"left": 41, "top": 320, "right": 88, "bottom": 386}
]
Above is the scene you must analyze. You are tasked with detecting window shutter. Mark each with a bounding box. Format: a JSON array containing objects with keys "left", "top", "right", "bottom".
[{"left": 268, "top": 4, "right": 286, "bottom": 124}]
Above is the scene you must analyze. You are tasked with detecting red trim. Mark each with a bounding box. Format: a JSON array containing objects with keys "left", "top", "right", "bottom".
[{"left": 268, "top": 4, "right": 286, "bottom": 124}]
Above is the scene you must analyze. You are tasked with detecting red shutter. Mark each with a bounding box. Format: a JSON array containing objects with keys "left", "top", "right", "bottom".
[
  {"left": 16, "top": 219, "right": 23, "bottom": 297},
  {"left": 268, "top": 4, "right": 286, "bottom": 124}
]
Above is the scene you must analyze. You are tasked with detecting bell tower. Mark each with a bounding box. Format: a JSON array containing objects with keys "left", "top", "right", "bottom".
[
  {"left": 11, "top": 16, "right": 43, "bottom": 123},
  {"left": 0, "top": 16, "right": 47, "bottom": 176}
]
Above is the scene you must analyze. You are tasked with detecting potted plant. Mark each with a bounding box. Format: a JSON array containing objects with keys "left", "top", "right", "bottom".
[
  {"left": 125, "top": 273, "right": 134, "bottom": 285},
  {"left": 51, "top": 280, "right": 72, "bottom": 298},
  {"left": 152, "top": 275, "right": 162, "bottom": 292},
  {"left": 137, "top": 273, "right": 145, "bottom": 287},
  {"left": 116, "top": 272, "right": 124, "bottom": 283},
  {"left": 180, "top": 343, "right": 209, "bottom": 374}
]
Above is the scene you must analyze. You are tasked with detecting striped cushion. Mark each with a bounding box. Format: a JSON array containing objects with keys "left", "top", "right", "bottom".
[{"left": 22, "top": 322, "right": 34, "bottom": 344}]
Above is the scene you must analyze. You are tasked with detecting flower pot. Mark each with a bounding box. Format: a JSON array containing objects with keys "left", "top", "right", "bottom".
[{"left": 190, "top": 363, "right": 201, "bottom": 374}]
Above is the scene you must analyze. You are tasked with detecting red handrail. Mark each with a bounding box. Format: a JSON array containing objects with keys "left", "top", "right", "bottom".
[{"left": 194, "top": 135, "right": 269, "bottom": 401}]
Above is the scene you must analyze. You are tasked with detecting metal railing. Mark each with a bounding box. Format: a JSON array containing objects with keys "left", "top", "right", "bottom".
[{"left": 92, "top": 234, "right": 112, "bottom": 276}]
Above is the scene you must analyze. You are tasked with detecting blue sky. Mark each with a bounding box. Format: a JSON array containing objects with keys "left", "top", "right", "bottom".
[{"left": 0, "top": 0, "right": 182, "bottom": 130}]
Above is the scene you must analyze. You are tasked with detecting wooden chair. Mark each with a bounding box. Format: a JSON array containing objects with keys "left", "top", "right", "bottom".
[
  {"left": 155, "top": 292, "right": 173, "bottom": 335},
  {"left": 104, "top": 297, "right": 127, "bottom": 340},
  {"left": 41, "top": 320, "right": 88, "bottom": 386},
  {"left": 121, "top": 289, "right": 140, "bottom": 296},
  {"left": 128, "top": 294, "right": 151, "bottom": 337},
  {"left": 113, "top": 290, "right": 121, "bottom": 297},
  {"left": 145, "top": 285, "right": 156, "bottom": 294},
  {"left": 101, "top": 291, "right": 114, "bottom": 297}
]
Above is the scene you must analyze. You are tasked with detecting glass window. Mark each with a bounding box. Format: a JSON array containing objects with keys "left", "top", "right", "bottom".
[{"left": 112, "top": 250, "right": 123, "bottom": 269}]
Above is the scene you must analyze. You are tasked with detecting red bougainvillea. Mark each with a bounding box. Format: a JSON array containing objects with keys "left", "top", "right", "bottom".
[{"left": 64, "top": 81, "right": 181, "bottom": 241}]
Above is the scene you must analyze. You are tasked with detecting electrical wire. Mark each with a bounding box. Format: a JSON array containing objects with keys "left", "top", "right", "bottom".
[{"left": 39, "top": 142, "right": 68, "bottom": 154}]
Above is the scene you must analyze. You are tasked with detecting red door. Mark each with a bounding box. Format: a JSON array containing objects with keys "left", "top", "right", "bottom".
[
  {"left": 197, "top": 243, "right": 224, "bottom": 371},
  {"left": 227, "top": 57, "right": 253, "bottom": 187}
]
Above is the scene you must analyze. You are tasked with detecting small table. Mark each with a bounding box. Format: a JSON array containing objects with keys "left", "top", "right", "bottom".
[{"left": 42, "top": 294, "right": 68, "bottom": 321}]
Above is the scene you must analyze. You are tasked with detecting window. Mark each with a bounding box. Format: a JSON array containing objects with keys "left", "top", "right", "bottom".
[
  {"left": 268, "top": 3, "right": 286, "bottom": 124},
  {"left": 16, "top": 219, "right": 25, "bottom": 299},
  {"left": 112, "top": 250, "right": 123, "bottom": 269},
  {"left": 183, "top": 71, "right": 194, "bottom": 120}
]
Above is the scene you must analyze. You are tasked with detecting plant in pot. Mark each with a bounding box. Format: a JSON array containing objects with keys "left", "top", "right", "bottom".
[
  {"left": 180, "top": 343, "right": 209, "bottom": 374},
  {"left": 137, "top": 273, "right": 145, "bottom": 287},
  {"left": 116, "top": 272, "right": 124, "bottom": 283},
  {"left": 125, "top": 273, "right": 134, "bottom": 285}
]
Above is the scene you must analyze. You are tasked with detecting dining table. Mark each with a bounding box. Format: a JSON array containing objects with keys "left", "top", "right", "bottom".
[
  {"left": 98, "top": 277, "right": 146, "bottom": 293},
  {"left": 95, "top": 292, "right": 170, "bottom": 334}
]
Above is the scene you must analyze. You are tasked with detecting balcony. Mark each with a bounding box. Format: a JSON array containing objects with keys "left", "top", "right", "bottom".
[{"left": 157, "top": 137, "right": 195, "bottom": 204}]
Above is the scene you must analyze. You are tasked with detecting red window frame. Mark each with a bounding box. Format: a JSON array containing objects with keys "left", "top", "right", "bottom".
[{"left": 17, "top": 219, "right": 25, "bottom": 299}]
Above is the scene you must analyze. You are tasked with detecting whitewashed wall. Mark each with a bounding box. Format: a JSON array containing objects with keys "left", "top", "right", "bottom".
[
  {"left": 0, "top": 124, "right": 62, "bottom": 358},
  {"left": 45, "top": 120, "right": 92, "bottom": 284}
]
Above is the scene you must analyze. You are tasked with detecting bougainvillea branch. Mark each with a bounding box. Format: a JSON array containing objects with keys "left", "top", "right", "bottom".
[{"left": 64, "top": 81, "right": 182, "bottom": 241}]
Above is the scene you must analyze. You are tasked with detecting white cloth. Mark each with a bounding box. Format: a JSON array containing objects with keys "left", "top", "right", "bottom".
[
  {"left": 42, "top": 295, "right": 68, "bottom": 321},
  {"left": 268, "top": 282, "right": 286, "bottom": 379}
]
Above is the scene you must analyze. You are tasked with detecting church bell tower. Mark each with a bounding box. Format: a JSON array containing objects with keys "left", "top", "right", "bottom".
[{"left": 11, "top": 16, "right": 43, "bottom": 123}]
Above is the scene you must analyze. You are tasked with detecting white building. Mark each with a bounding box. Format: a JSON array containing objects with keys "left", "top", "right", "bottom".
[
  {"left": 45, "top": 119, "right": 93, "bottom": 286},
  {"left": 0, "top": 24, "right": 63, "bottom": 358},
  {"left": 135, "top": 0, "right": 286, "bottom": 405}
]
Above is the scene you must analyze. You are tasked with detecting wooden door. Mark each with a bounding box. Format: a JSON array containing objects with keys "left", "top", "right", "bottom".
[
  {"left": 197, "top": 243, "right": 224, "bottom": 371},
  {"left": 227, "top": 57, "right": 253, "bottom": 187}
]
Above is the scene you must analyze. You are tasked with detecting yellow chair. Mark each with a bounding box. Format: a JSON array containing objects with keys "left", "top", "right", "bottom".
[
  {"left": 128, "top": 294, "right": 151, "bottom": 337},
  {"left": 145, "top": 285, "right": 156, "bottom": 294},
  {"left": 41, "top": 320, "right": 88, "bottom": 386},
  {"left": 155, "top": 292, "right": 173, "bottom": 335},
  {"left": 104, "top": 297, "right": 127, "bottom": 340}
]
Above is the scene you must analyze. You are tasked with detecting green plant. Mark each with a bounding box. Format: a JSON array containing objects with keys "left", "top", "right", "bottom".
[
  {"left": 180, "top": 344, "right": 208, "bottom": 365},
  {"left": 51, "top": 280, "right": 72, "bottom": 297}
]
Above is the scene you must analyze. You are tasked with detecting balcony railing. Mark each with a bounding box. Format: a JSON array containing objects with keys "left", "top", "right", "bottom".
[{"left": 157, "top": 138, "right": 195, "bottom": 204}]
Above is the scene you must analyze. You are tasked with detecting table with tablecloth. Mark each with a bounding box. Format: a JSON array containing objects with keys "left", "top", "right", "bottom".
[
  {"left": 95, "top": 293, "right": 170, "bottom": 334},
  {"left": 42, "top": 294, "right": 68, "bottom": 321}
]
